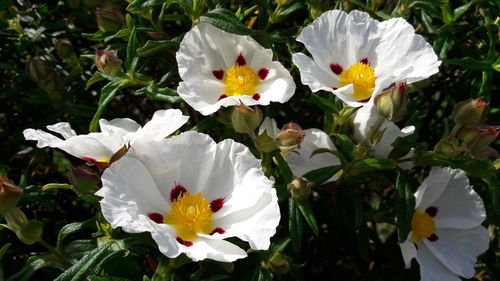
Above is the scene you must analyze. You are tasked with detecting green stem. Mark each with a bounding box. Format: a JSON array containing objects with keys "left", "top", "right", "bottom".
[{"left": 38, "top": 239, "right": 72, "bottom": 267}]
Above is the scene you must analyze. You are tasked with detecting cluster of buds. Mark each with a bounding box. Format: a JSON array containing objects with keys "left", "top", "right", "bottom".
[
  {"left": 0, "top": 177, "right": 43, "bottom": 245},
  {"left": 374, "top": 81, "right": 409, "bottom": 122},
  {"left": 94, "top": 50, "right": 123, "bottom": 76},
  {"left": 435, "top": 97, "right": 498, "bottom": 160}
]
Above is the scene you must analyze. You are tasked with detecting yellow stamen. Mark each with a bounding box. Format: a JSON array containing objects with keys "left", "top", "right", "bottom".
[
  {"left": 338, "top": 62, "right": 376, "bottom": 101},
  {"left": 411, "top": 209, "right": 436, "bottom": 242},
  {"left": 224, "top": 65, "right": 259, "bottom": 96},
  {"left": 164, "top": 192, "right": 213, "bottom": 241}
]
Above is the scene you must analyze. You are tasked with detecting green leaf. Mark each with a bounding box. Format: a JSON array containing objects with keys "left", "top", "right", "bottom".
[
  {"left": 304, "top": 94, "right": 338, "bottom": 113},
  {"left": 274, "top": 152, "right": 293, "bottom": 182},
  {"left": 331, "top": 133, "right": 356, "bottom": 161},
  {"left": 389, "top": 135, "right": 415, "bottom": 160},
  {"left": 63, "top": 240, "right": 97, "bottom": 261},
  {"left": 302, "top": 165, "right": 342, "bottom": 186},
  {"left": 445, "top": 58, "right": 493, "bottom": 71},
  {"left": 274, "top": 2, "right": 304, "bottom": 23},
  {"left": 296, "top": 199, "right": 319, "bottom": 235},
  {"left": 85, "top": 72, "right": 106, "bottom": 89},
  {"left": 0, "top": 243, "right": 11, "bottom": 261},
  {"left": 288, "top": 198, "right": 303, "bottom": 252},
  {"left": 89, "top": 80, "right": 129, "bottom": 132},
  {"left": 127, "top": 0, "right": 168, "bottom": 13},
  {"left": 452, "top": 0, "right": 474, "bottom": 22},
  {"left": 134, "top": 85, "right": 182, "bottom": 103},
  {"left": 89, "top": 276, "right": 133, "bottom": 281},
  {"left": 7, "top": 255, "right": 64, "bottom": 281},
  {"left": 348, "top": 158, "right": 397, "bottom": 176},
  {"left": 42, "top": 183, "right": 76, "bottom": 192},
  {"left": 81, "top": 31, "right": 106, "bottom": 41},
  {"left": 137, "top": 39, "right": 180, "bottom": 57},
  {"left": 57, "top": 218, "right": 96, "bottom": 249},
  {"left": 395, "top": 171, "right": 416, "bottom": 243},
  {"left": 126, "top": 27, "right": 138, "bottom": 73},
  {"left": 200, "top": 8, "right": 264, "bottom": 36}
]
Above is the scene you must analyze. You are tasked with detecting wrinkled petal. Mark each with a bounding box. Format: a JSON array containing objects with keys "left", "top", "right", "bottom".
[
  {"left": 23, "top": 128, "right": 66, "bottom": 149},
  {"left": 46, "top": 122, "right": 77, "bottom": 139},
  {"left": 135, "top": 109, "right": 189, "bottom": 142},
  {"left": 99, "top": 118, "right": 141, "bottom": 138},
  {"left": 185, "top": 238, "right": 247, "bottom": 262},
  {"left": 258, "top": 117, "right": 279, "bottom": 137},
  {"left": 424, "top": 226, "right": 489, "bottom": 278},
  {"left": 416, "top": 242, "right": 461, "bottom": 281}
]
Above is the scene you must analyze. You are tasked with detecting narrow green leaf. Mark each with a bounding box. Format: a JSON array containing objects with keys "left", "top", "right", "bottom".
[
  {"left": 57, "top": 218, "right": 96, "bottom": 249},
  {"left": 127, "top": 0, "right": 167, "bottom": 13},
  {"left": 7, "top": 255, "right": 63, "bottom": 281},
  {"left": 0, "top": 243, "right": 11, "bottom": 261},
  {"left": 200, "top": 8, "right": 264, "bottom": 36},
  {"left": 348, "top": 158, "right": 396, "bottom": 176},
  {"left": 331, "top": 133, "right": 355, "bottom": 161},
  {"left": 395, "top": 171, "right": 416, "bottom": 243},
  {"left": 452, "top": 0, "right": 474, "bottom": 22},
  {"left": 42, "top": 183, "right": 76, "bottom": 192},
  {"left": 89, "top": 80, "right": 128, "bottom": 132},
  {"left": 445, "top": 58, "right": 493, "bottom": 71},
  {"left": 296, "top": 199, "right": 319, "bottom": 235},
  {"left": 304, "top": 94, "right": 338, "bottom": 113},
  {"left": 137, "top": 39, "right": 180, "bottom": 57},
  {"left": 125, "top": 27, "right": 138, "bottom": 73},
  {"left": 274, "top": 152, "right": 293, "bottom": 182},
  {"left": 85, "top": 72, "right": 106, "bottom": 89},
  {"left": 89, "top": 277, "right": 132, "bottom": 281},
  {"left": 288, "top": 198, "right": 303, "bottom": 252},
  {"left": 303, "top": 165, "right": 342, "bottom": 186}
]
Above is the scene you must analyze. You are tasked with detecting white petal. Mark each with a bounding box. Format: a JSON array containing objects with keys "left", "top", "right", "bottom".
[
  {"left": 284, "top": 128, "right": 340, "bottom": 183},
  {"left": 258, "top": 117, "right": 279, "bottom": 137},
  {"left": 424, "top": 226, "right": 489, "bottom": 278},
  {"left": 23, "top": 128, "right": 65, "bottom": 148},
  {"left": 62, "top": 134, "right": 124, "bottom": 161},
  {"left": 46, "top": 122, "right": 77, "bottom": 139},
  {"left": 416, "top": 242, "right": 461, "bottom": 281},
  {"left": 255, "top": 61, "right": 295, "bottom": 105},
  {"left": 184, "top": 238, "right": 247, "bottom": 262},
  {"left": 414, "top": 167, "right": 452, "bottom": 209},
  {"left": 292, "top": 53, "right": 338, "bottom": 92},
  {"left": 399, "top": 238, "right": 417, "bottom": 268},
  {"left": 99, "top": 118, "right": 141, "bottom": 137},
  {"left": 134, "top": 109, "right": 189, "bottom": 142}
]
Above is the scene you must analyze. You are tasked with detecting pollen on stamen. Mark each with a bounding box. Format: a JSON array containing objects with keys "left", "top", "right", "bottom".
[
  {"left": 360, "top": 58, "right": 369, "bottom": 64},
  {"left": 170, "top": 184, "right": 187, "bottom": 202},
  {"left": 428, "top": 233, "right": 439, "bottom": 242},
  {"left": 176, "top": 237, "right": 193, "bottom": 247},
  {"left": 329, "top": 63, "right": 343, "bottom": 75},
  {"left": 236, "top": 54, "right": 246, "bottom": 66},
  {"left": 218, "top": 94, "right": 228, "bottom": 101},
  {"left": 147, "top": 212, "right": 164, "bottom": 224},
  {"left": 252, "top": 93, "right": 261, "bottom": 101},
  {"left": 210, "top": 198, "right": 224, "bottom": 213},
  {"left": 425, "top": 206, "right": 439, "bottom": 217},
  {"left": 210, "top": 227, "right": 225, "bottom": 235},
  {"left": 212, "top": 69, "right": 224, "bottom": 80},
  {"left": 258, "top": 68, "right": 269, "bottom": 80}
]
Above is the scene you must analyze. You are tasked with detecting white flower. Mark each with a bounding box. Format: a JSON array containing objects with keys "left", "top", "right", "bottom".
[
  {"left": 176, "top": 22, "right": 296, "bottom": 115},
  {"left": 352, "top": 104, "right": 414, "bottom": 168},
  {"left": 97, "top": 131, "right": 280, "bottom": 262},
  {"left": 23, "top": 109, "right": 188, "bottom": 168},
  {"left": 292, "top": 10, "right": 440, "bottom": 107},
  {"left": 259, "top": 117, "right": 341, "bottom": 183},
  {"left": 399, "top": 167, "right": 489, "bottom": 281}
]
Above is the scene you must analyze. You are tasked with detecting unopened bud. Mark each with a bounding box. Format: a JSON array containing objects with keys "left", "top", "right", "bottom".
[
  {"left": 55, "top": 39, "right": 75, "bottom": 60},
  {"left": 452, "top": 98, "right": 488, "bottom": 126},
  {"left": 231, "top": 104, "right": 262, "bottom": 134},
  {"left": 94, "top": 50, "right": 123, "bottom": 76},
  {"left": 374, "top": 81, "right": 409, "bottom": 122},
  {"left": 17, "top": 220, "right": 44, "bottom": 245},
  {"left": 96, "top": 8, "right": 125, "bottom": 32},
  {"left": 256, "top": 130, "right": 278, "bottom": 153},
  {"left": 0, "top": 176, "right": 23, "bottom": 215},
  {"left": 268, "top": 251, "right": 291, "bottom": 275},
  {"left": 25, "top": 58, "right": 63, "bottom": 94},
  {"left": 433, "top": 139, "right": 462, "bottom": 158},
  {"left": 3, "top": 207, "right": 28, "bottom": 232},
  {"left": 68, "top": 166, "right": 101, "bottom": 193},
  {"left": 460, "top": 126, "right": 499, "bottom": 160},
  {"left": 287, "top": 176, "right": 312, "bottom": 200},
  {"left": 276, "top": 123, "right": 305, "bottom": 152}
]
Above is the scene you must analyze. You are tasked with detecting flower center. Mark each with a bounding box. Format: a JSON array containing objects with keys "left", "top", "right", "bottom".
[
  {"left": 410, "top": 209, "right": 436, "bottom": 242},
  {"left": 224, "top": 65, "right": 259, "bottom": 97},
  {"left": 164, "top": 192, "right": 213, "bottom": 241},
  {"left": 338, "top": 62, "right": 376, "bottom": 101}
]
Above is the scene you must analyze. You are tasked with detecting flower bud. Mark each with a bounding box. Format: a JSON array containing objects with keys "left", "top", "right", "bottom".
[
  {"left": 25, "top": 58, "right": 63, "bottom": 95},
  {"left": 231, "top": 104, "right": 262, "bottom": 134},
  {"left": 460, "top": 126, "right": 499, "bottom": 160},
  {"left": 287, "top": 176, "right": 312, "bottom": 200},
  {"left": 268, "top": 251, "right": 291, "bottom": 275},
  {"left": 256, "top": 130, "right": 278, "bottom": 153},
  {"left": 374, "top": 81, "right": 409, "bottom": 122},
  {"left": 0, "top": 176, "right": 23, "bottom": 215},
  {"left": 94, "top": 50, "right": 123, "bottom": 76},
  {"left": 55, "top": 39, "right": 75, "bottom": 60},
  {"left": 17, "top": 220, "right": 44, "bottom": 245},
  {"left": 3, "top": 207, "right": 28, "bottom": 232},
  {"left": 276, "top": 123, "right": 305, "bottom": 152},
  {"left": 433, "top": 139, "right": 462, "bottom": 158},
  {"left": 96, "top": 8, "right": 125, "bottom": 33},
  {"left": 68, "top": 166, "right": 101, "bottom": 193},
  {"left": 452, "top": 98, "right": 488, "bottom": 126}
]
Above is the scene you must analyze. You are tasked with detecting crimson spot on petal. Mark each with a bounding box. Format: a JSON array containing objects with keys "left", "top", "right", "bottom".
[
  {"left": 212, "top": 69, "right": 224, "bottom": 80},
  {"left": 425, "top": 206, "right": 439, "bottom": 217},
  {"left": 258, "top": 68, "right": 269, "bottom": 80},
  {"left": 170, "top": 184, "right": 187, "bottom": 202},
  {"left": 252, "top": 93, "right": 261, "bottom": 101},
  {"left": 210, "top": 227, "right": 225, "bottom": 235},
  {"left": 176, "top": 237, "right": 193, "bottom": 247},
  {"left": 358, "top": 97, "right": 370, "bottom": 103},
  {"left": 428, "top": 233, "right": 439, "bottom": 242},
  {"left": 332, "top": 87, "right": 338, "bottom": 90},
  {"left": 360, "top": 58, "right": 369, "bottom": 64},
  {"left": 81, "top": 157, "right": 110, "bottom": 168},
  {"left": 236, "top": 53, "right": 246, "bottom": 66},
  {"left": 329, "top": 63, "right": 343, "bottom": 75},
  {"left": 218, "top": 94, "right": 228, "bottom": 101},
  {"left": 147, "top": 212, "right": 163, "bottom": 224},
  {"left": 210, "top": 198, "right": 224, "bottom": 213}
]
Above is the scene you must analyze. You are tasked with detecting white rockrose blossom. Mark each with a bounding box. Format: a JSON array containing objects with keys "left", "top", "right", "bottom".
[
  {"left": 352, "top": 104, "right": 414, "bottom": 168},
  {"left": 399, "top": 167, "right": 489, "bottom": 281},
  {"left": 97, "top": 131, "right": 280, "bottom": 262},
  {"left": 176, "top": 22, "right": 296, "bottom": 115},
  {"left": 23, "top": 109, "right": 188, "bottom": 168},
  {"left": 292, "top": 10, "right": 440, "bottom": 107},
  {"left": 259, "top": 117, "right": 341, "bottom": 183}
]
